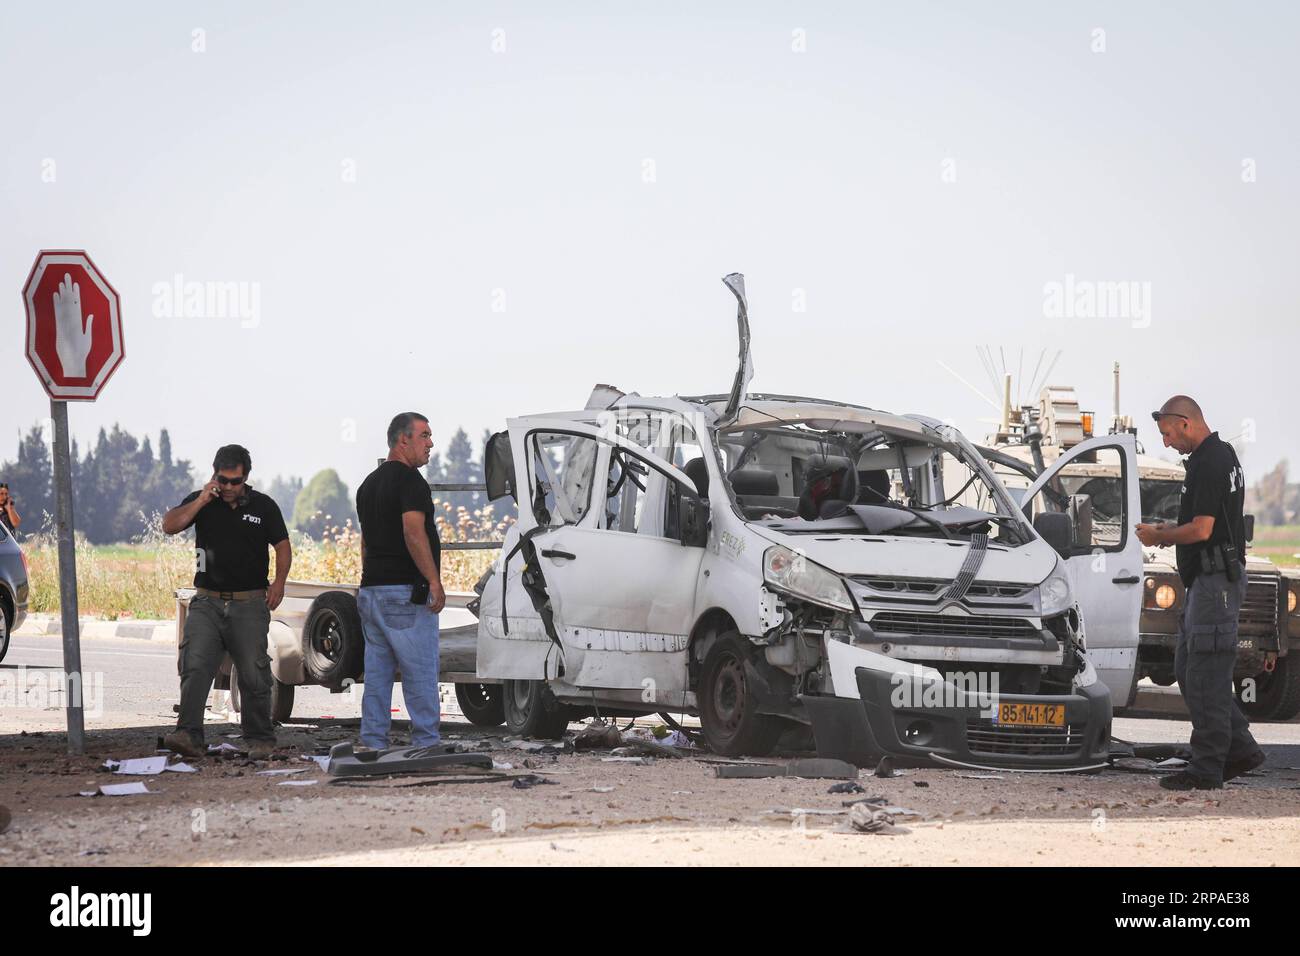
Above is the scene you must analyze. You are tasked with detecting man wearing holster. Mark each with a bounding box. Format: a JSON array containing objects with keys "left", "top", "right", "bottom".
[
  {"left": 161, "top": 444, "right": 291, "bottom": 760},
  {"left": 1136, "top": 396, "right": 1265, "bottom": 790}
]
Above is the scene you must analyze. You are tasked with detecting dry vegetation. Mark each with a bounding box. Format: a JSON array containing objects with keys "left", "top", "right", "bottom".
[{"left": 23, "top": 502, "right": 512, "bottom": 620}]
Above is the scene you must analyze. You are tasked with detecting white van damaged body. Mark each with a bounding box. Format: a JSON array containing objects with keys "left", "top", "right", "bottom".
[{"left": 473, "top": 276, "right": 1142, "bottom": 769}]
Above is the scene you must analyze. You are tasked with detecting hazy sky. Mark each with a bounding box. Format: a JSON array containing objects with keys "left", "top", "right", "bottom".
[{"left": 3, "top": 1, "right": 1296, "bottom": 499}]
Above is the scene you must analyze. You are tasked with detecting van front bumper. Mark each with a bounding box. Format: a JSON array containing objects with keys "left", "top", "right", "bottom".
[{"left": 803, "top": 668, "right": 1111, "bottom": 770}]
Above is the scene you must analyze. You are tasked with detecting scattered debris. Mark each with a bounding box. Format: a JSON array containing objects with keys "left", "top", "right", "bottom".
[
  {"left": 849, "top": 802, "right": 911, "bottom": 835},
  {"left": 956, "top": 773, "right": 1004, "bottom": 780},
  {"left": 873, "top": 757, "right": 910, "bottom": 778},
  {"left": 601, "top": 756, "right": 649, "bottom": 765},
  {"left": 512, "top": 774, "right": 557, "bottom": 790},
  {"left": 165, "top": 762, "right": 198, "bottom": 774},
  {"left": 573, "top": 722, "right": 622, "bottom": 751},
  {"left": 492, "top": 760, "right": 515, "bottom": 771},
  {"left": 327, "top": 742, "right": 495, "bottom": 778},
  {"left": 79, "top": 782, "right": 157, "bottom": 797},
  {"left": 105, "top": 756, "right": 168, "bottom": 776},
  {"left": 828, "top": 781, "right": 865, "bottom": 794},
  {"left": 206, "top": 743, "right": 241, "bottom": 754},
  {"left": 277, "top": 780, "right": 320, "bottom": 787},
  {"left": 913, "top": 780, "right": 930, "bottom": 788},
  {"left": 300, "top": 755, "right": 332, "bottom": 771},
  {"left": 716, "top": 758, "right": 857, "bottom": 781},
  {"left": 256, "top": 768, "right": 309, "bottom": 777}
]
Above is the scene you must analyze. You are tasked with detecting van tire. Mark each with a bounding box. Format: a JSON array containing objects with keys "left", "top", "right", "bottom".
[
  {"left": 699, "top": 632, "right": 785, "bottom": 757},
  {"left": 1241, "top": 657, "right": 1300, "bottom": 721},
  {"left": 455, "top": 682, "right": 505, "bottom": 727},
  {"left": 503, "top": 679, "right": 571, "bottom": 739},
  {"left": 302, "top": 591, "right": 364, "bottom": 690}
]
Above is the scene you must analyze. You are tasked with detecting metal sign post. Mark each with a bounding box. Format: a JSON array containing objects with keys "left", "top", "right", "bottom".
[
  {"left": 22, "top": 249, "right": 125, "bottom": 756},
  {"left": 50, "top": 399, "right": 85, "bottom": 754}
]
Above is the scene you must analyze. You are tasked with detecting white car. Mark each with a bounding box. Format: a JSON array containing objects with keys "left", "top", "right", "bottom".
[{"left": 472, "top": 275, "right": 1144, "bottom": 769}]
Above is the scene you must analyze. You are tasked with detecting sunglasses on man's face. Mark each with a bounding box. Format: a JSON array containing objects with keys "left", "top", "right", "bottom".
[
  {"left": 216, "top": 475, "right": 246, "bottom": 486},
  {"left": 1150, "top": 411, "right": 1189, "bottom": 423}
]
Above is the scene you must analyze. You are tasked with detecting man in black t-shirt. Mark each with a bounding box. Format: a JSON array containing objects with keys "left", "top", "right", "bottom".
[
  {"left": 160, "top": 444, "right": 291, "bottom": 760},
  {"left": 355, "top": 412, "right": 445, "bottom": 750},
  {"left": 1136, "top": 396, "right": 1263, "bottom": 790}
]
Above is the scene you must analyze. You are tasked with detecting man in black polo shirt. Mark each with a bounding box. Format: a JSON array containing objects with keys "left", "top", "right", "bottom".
[
  {"left": 1136, "top": 396, "right": 1264, "bottom": 790},
  {"left": 355, "top": 412, "right": 445, "bottom": 750},
  {"left": 161, "top": 444, "right": 291, "bottom": 759}
]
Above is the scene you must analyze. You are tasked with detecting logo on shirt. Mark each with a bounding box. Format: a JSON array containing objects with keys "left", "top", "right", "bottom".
[
  {"left": 242, "top": 514, "right": 262, "bottom": 525},
  {"left": 1228, "top": 465, "right": 1244, "bottom": 493}
]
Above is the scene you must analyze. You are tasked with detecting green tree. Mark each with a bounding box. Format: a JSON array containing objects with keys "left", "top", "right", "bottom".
[
  {"left": 266, "top": 475, "right": 304, "bottom": 521},
  {"left": 0, "top": 424, "right": 54, "bottom": 536},
  {"left": 292, "top": 469, "right": 356, "bottom": 537}
]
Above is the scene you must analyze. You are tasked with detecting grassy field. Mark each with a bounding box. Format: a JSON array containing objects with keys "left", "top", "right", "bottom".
[
  {"left": 21, "top": 503, "right": 510, "bottom": 620},
  {"left": 1251, "top": 524, "right": 1300, "bottom": 569}
]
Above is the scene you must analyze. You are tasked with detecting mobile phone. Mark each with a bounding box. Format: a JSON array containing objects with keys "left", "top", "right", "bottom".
[{"left": 410, "top": 579, "right": 430, "bottom": 605}]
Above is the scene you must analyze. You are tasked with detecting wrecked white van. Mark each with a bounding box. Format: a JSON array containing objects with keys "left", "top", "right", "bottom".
[{"left": 472, "top": 275, "right": 1142, "bottom": 769}]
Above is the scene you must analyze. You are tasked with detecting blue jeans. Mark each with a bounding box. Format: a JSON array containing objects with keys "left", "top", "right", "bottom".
[{"left": 357, "top": 585, "right": 441, "bottom": 750}]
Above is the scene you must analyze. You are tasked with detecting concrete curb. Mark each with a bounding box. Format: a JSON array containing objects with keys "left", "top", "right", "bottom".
[{"left": 15, "top": 614, "right": 174, "bottom": 644}]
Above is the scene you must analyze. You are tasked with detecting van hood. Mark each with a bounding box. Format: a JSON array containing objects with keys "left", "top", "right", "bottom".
[{"left": 755, "top": 528, "right": 1057, "bottom": 585}]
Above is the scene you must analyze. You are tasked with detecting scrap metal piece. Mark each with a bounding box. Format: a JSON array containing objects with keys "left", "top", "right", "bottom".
[
  {"left": 719, "top": 272, "right": 753, "bottom": 427},
  {"left": 715, "top": 758, "right": 858, "bottom": 780},
  {"left": 326, "top": 742, "right": 495, "bottom": 778}
]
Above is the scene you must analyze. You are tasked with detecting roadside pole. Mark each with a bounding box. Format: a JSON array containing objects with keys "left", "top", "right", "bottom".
[
  {"left": 50, "top": 399, "right": 84, "bottom": 755},
  {"left": 21, "top": 249, "right": 126, "bottom": 756}
]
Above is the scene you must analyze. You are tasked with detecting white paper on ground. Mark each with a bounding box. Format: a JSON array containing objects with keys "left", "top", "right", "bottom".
[
  {"left": 113, "top": 756, "right": 168, "bottom": 776},
  {"left": 256, "top": 767, "right": 307, "bottom": 776},
  {"left": 165, "top": 762, "right": 198, "bottom": 773},
  {"left": 299, "top": 755, "right": 331, "bottom": 771},
  {"left": 278, "top": 779, "right": 320, "bottom": 786},
  {"left": 91, "top": 782, "right": 156, "bottom": 796},
  {"left": 206, "top": 743, "right": 241, "bottom": 753}
]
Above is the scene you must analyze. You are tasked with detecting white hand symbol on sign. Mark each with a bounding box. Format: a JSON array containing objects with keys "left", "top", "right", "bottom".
[{"left": 52, "top": 272, "right": 95, "bottom": 378}]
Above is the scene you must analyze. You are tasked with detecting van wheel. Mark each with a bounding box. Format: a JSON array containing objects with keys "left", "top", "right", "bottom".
[
  {"left": 699, "top": 632, "right": 785, "bottom": 757},
  {"left": 455, "top": 682, "right": 505, "bottom": 727},
  {"left": 271, "top": 677, "right": 294, "bottom": 723},
  {"left": 1240, "top": 657, "right": 1300, "bottom": 721},
  {"left": 302, "top": 592, "right": 364, "bottom": 690},
  {"left": 503, "top": 680, "right": 571, "bottom": 739}
]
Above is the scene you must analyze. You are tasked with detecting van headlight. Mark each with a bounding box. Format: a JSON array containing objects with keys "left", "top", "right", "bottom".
[
  {"left": 1073, "top": 649, "right": 1099, "bottom": 689},
  {"left": 763, "top": 545, "right": 853, "bottom": 612},
  {"left": 1039, "top": 562, "right": 1073, "bottom": 618}
]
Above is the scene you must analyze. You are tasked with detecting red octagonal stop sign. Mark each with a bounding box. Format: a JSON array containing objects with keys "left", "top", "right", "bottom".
[{"left": 22, "top": 250, "right": 125, "bottom": 401}]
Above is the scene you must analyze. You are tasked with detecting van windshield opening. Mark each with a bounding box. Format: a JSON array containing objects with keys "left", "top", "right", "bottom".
[{"left": 715, "top": 423, "right": 1029, "bottom": 545}]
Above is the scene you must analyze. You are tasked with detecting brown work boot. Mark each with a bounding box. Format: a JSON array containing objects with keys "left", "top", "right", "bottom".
[
  {"left": 163, "top": 730, "right": 205, "bottom": 759},
  {"left": 247, "top": 740, "right": 276, "bottom": 760}
]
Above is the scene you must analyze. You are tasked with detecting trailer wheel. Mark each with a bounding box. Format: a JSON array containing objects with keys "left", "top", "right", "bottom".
[
  {"left": 302, "top": 591, "right": 364, "bottom": 690},
  {"left": 503, "top": 679, "right": 571, "bottom": 738},
  {"left": 698, "top": 632, "right": 785, "bottom": 757},
  {"left": 271, "top": 677, "right": 295, "bottom": 723},
  {"left": 1240, "top": 656, "right": 1300, "bottom": 721},
  {"left": 455, "top": 682, "right": 505, "bottom": 727}
]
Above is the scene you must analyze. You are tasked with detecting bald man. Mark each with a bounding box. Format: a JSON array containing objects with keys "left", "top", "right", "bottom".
[{"left": 1136, "top": 396, "right": 1264, "bottom": 790}]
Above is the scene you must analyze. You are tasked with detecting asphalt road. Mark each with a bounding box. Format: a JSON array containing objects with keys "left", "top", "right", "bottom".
[{"left": 5, "top": 632, "right": 1299, "bottom": 768}]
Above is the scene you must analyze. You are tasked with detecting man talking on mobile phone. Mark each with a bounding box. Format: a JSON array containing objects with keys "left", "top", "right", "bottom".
[
  {"left": 160, "top": 445, "right": 291, "bottom": 760},
  {"left": 355, "top": 412, "right": 445, "bottom": 751},
  {"left": 1136, "top": 396, "right": 1264, "bottom": 790}
]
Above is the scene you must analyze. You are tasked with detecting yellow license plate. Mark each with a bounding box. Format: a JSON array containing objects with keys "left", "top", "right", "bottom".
[{"left": 992, "top": 702, "right": 1065, "bottom": 726}]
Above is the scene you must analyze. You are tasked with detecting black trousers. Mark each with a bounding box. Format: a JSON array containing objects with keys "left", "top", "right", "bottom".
[
  {"left": 176, "top": 594, "right": 275, "bottom": 743},
  {"left": 1173, "top": 571, "right": 1258, "bottom": 782}
]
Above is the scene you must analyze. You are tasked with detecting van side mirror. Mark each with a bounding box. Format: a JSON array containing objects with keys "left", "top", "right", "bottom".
[
  {"left": 1034, "top": 512, "right": 1074, "bottom": 558},
  {"left": 1244, "top": 513, "right": 1255, "bottom": 544}
]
